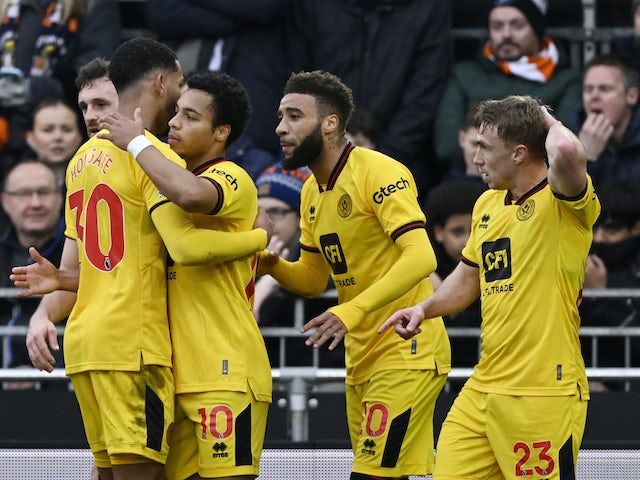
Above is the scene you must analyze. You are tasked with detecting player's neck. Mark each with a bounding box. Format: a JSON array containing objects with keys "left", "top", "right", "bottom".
[{"left": 311, "top": 138, "right": 349, "bottom": 184}]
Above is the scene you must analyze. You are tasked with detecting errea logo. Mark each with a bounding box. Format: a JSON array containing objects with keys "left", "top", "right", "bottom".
[{"left": 479, "top": 214, "right": 490, "bottom": 229}]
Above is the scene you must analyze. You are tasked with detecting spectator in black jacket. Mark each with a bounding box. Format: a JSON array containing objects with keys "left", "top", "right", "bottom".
[
  {"left": 289, "top": 0, "right": 451, "bottom": 197},
  {"left": 0, "top": 160, "right": 65, "bottom": 388},
  {"left": 145, "top": 0, "right": 293, "bottom": 180},
  {"left": 580, "top": 179, "right": 640, "bottom": 391}
]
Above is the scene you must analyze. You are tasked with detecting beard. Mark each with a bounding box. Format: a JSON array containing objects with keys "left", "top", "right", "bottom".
[{"left": 282, "top": 123, "right": 323, "bottom": 171}]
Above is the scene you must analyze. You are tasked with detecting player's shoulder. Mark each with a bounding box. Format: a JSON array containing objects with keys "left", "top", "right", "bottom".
[{"left": 349, "top": 146, "right": 411, "bottom": 177}]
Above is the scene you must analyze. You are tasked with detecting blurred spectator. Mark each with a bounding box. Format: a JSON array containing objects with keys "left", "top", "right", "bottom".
[
  {"left": 0, "top": 160, "right": 64, "bottom": 388},
  {"left": 0, "top": 0, "right": 121, "bottom": 171},
  {"left": 422, "top": 178, "right": 486, "bottom": 372},
  {"left": 24, "top": 98, "right": 83, "bottom": 185},
  {"left": 145, "top": 0, "right": 292, "bottom": 179},
  {"left": 345, "top": 107, "right": 379, "bottom": 150},
  {"left": 74, "top": 57, "right": 118, "bottom": 137},
  {"left": 447, "top": 103, "right": 486, "bottom": 181},
  {"left": 253, "top": 162, "right": 342, "bottom": 369},
  {"left": 435, "top": 0, "right": 581, "bottom": 174},
  {"left": 289, "top": 0, "right": 451, "bottom": 197},
  {"left": 580, "top": 179, "right": 640, "bottom": 391},
  {"left": 568, "top": 54, "right": 640, "bottom": 190},
  {"left": 610, "top": 0, "right": 640, "bottom": 75}
]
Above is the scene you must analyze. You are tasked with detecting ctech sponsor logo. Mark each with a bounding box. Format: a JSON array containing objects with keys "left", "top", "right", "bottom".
[
  {"left": 210, "top": 167, "right": 238, "bottom": 191},
  {"left": 372, "top": 177, "right": 411, "bottom": 204}
]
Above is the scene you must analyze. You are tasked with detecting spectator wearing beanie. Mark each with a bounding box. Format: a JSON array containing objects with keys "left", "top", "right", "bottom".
[
  {"left": 253, "top": 162, "right": 341, "bottom": 369},
  {"left": 254, "top": 163, "right": 311, "bottom": 323},
  {"left": 435, "top": 0, "right": 582, "bottom": 177}
]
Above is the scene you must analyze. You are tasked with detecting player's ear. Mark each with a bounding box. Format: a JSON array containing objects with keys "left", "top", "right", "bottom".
[{"left": 513, "top": 144, "right": 527, "bottom": 164}]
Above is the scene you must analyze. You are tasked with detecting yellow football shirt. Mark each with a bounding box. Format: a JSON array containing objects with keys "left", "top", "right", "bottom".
[
  {"left": 64, "top": 131, "right": 183, "bottom": 374},
  {"left": 167, "top": 159, "right": 271, "bottom": 402},
  {"left": 462, "top": 176, "right": 600, "bottom": 397},
  {"left": 299, "top": 145, "right": 451, "bottom": 384}
]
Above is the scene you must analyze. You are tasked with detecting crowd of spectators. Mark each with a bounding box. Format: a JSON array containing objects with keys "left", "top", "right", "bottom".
[{"left": 1, "top": 0, "right": 640, "bottom": 386}]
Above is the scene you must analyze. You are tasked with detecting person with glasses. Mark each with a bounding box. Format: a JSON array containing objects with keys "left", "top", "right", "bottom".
[{"left": 0, "top": 159, "right": 64, "bottom": 388}]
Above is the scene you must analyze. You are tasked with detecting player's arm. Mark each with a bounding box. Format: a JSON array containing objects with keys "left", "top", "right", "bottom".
[
  {"left": 328, "top": 228, "right": 436, "bottom": 331},
  {"left": 543, "top": 106, "right": 588, "bottom": 198},
  {"left": 26, "top": 239, "right": 79, "bottom": 372},
  {"left": 379, "top": 260, "right": 480, "bottom": 339},
  {"left": 260, "top": 247, "right": 331, "bottom": 298},
  {"left": 98, "top": 110, "right": 219, "bottom": 213},
  {"left": 151, "top": 201, "right": 269, "bottom": 265}
]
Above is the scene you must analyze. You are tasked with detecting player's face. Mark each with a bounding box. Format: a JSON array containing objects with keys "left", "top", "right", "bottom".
[
  {"left": 434, "top": 213, "right": 472, "bottom": 262},
  {"left": 473, "top": 123, "right": 518, "bottom": 190},
  {"left": 77, "top": 76, "right": 118, "bottom": 137},
  {"left": 156, "top": 62, "right": 184, "bottom": 136},
  {"left": 488, "top": 6, "right": 540, "bottom": 61},
  {"left": 1, "top": 163, "right": 62, "bottom": 239},
  {"left": 168, "top": 88, "right": 219, "bottom": 164},
  {"left": 583, "top": 65, "right": 638, "bottom": 129},
  {"left": 26, "top": 104, "right": 83, "bottom": 164},
  {"left": 276, "top": 93, "right": 324, "bottom": 170}
]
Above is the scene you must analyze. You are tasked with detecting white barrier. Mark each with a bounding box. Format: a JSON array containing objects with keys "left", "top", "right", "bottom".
[{"left": 0, "top": 449, "right": 639, "bottom": 480}]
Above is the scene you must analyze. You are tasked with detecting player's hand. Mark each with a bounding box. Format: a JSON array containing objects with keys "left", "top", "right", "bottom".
[
  {"left": 584, "top": 254, "right": 607, "bottom": 288},
  {"left": 378, "top": 305, "right": 424, "bottom": 339},
  {"left": 10, "top": 247, "right": 60, "bottom": 297},
  {"left": 97, "top": 108, "right": 145, "bottom": 150},
  {"left": 26, "top": 313, "right": 59, "bottom": 372},
  {"left": 254, "top": 208, "right": 274, "bottom": 245},
  {"left": 301, "top": 310, "right": 346, "bottom": 350},
  {"left": 579, "top": 112, "right": 613, "bottom": 161}
]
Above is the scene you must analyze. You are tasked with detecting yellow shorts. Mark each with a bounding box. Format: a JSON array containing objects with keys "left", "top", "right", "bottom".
[
  {"left": 165, "top": 386, "right": 269, "bottom": 480},
  {"left": 346, "top": 369, "right": 447, "bottom": 478},
  {"left": 434, "top": 385, "right": 588, "bottom": 480},
  {"left": 70, "top": 365, "right": 174, "bottom": 468}
]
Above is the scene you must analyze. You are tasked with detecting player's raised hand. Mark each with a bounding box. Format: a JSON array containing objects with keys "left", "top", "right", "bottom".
[
  {"left": 10, "top": 247, "right": 60, "bottom": 297},
  {"left": 97, "top": 108, "right": 145, "bottom": 150},
  {"left": 378, "top": 304, "right": 425, "bottom": 339}
]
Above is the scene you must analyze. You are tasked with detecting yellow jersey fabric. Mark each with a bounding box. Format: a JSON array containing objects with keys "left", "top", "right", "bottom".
[
  {"left": 64, "top": 131, "right": 183, "bottom": 374},
  {"left": 461, "top": 176, "right": 600, "bottom": 397},
  {"left": 167, "top": 159, "right": 271, "bottom": 402},
  {"left": 299, "top": 145, "right": 450, "bottom": 385}
]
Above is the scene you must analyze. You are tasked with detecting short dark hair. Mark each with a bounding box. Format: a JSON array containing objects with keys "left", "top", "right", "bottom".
[
  {"left": 584, "top": 54, "right": 639, "bottom": 91},
  {"left": 595, "top": 180, "right": 640, "bottom": 231},
  {"left": 346, "top": 108, "right": 379, "bottom": 141},
  {"left": 185, "top": 71, "right": 252, "bottom": 147},
  {"left": 75, "top": 57, "right": 110, "bottom": 91},
  {"left": 475, "top": 95, "right": 547, "bottom": 161},
  {"left": 283, "top": 71, "right": 354, "bottom": 131},
  {"left": 423, "top": 179, "right": 486, "bottom": 229},
  {"left": 109, "top": 38, "right": 178, "bottom": 93}
]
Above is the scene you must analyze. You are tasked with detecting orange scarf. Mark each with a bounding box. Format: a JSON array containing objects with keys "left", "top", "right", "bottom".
[{"left": 484, "top": 37, "right": 558, "bottom": 83}]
